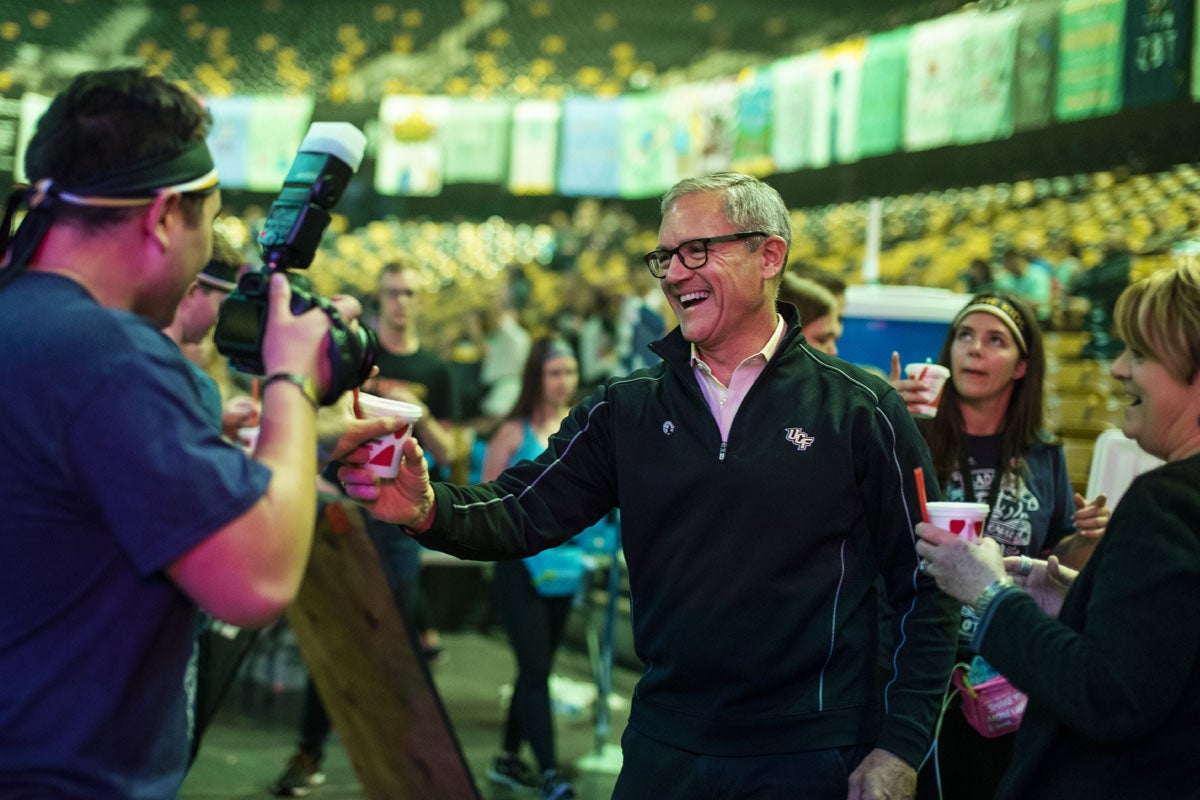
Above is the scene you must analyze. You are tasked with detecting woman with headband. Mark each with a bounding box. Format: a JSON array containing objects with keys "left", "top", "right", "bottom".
[
  {"left": 891, "top": 291, "right": 1109, "bottom": 799},
  {"left": 482, "top": 337, "right": 589, "bottom": 800},
  {"left": 916, "top": 263, "right": 1200, "bottom": 799}
]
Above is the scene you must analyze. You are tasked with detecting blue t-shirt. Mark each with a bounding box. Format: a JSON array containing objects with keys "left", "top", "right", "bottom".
[
  {"left": 509, "top": 421, "right": 615, "bottom": 594},
  {"left": 0, "top": 274, "right": 272, "bottom": 798}
]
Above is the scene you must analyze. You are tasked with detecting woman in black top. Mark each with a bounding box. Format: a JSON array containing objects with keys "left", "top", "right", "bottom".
[
  {"left": 892, "top": 291, "right": 1109, "bottom": 799},
  {"left": 916, "top": 263, "right": 1200, "bottom": 799}
]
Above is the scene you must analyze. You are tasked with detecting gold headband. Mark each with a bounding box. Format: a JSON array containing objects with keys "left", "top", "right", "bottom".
[{"left": 952, "top": 295, "right": 1028, "bottom": 354}]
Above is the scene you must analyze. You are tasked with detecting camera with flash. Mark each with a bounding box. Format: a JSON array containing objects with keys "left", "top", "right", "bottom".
[{"left": 214, "top": 122, "right": 377, "bottom": 405}]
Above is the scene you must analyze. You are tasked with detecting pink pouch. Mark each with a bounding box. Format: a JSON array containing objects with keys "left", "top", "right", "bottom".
[{"left": 953, "top": 668, "right": 1028, "bottom": 738}]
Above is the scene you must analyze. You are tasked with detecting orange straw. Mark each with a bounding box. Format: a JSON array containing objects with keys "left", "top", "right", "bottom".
[
  {"left": 352, "top": 387, "right": 363, "bottom": 419},
  {"left": 251, "top": 378, "right": 260, "bottom": 404},
  {"left": 914, "top": 466, "right": 930, "bottom": 523}
]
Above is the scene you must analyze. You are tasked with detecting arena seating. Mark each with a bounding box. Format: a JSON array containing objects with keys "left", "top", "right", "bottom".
[{"left": 13, "top": 0, "right": 965, "bottom": 100}]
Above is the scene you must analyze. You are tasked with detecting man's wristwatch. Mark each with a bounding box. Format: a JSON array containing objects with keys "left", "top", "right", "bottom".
[
  {"left": 972, "top": 577, "right": 1015, "bottom": 618},
  {"left": 262, "top": 372, "right": 320, "bottom": 410}
]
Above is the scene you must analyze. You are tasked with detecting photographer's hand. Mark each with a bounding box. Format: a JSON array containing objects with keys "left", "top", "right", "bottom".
[
  {"left": 260, "top": 273, "right": 327, "bottom": 386},
  {"left": 338, "top": 435, "right": 437, "bottom": 532}
]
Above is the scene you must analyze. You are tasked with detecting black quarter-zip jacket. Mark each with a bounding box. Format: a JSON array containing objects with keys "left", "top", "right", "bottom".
[{"left": 417, "top": 303, "right": 958, "bottom": 766}]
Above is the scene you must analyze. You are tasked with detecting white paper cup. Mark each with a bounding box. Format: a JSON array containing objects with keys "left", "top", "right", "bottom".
[
  {"left": 904, "top": 362, "right": 951, "bottom": 418},
  {"left": 926, "top": 501, "right": 989, "bottom": 542},
  {"left": 236, "top": 426, "right": 259, "bottom": 454},
  {"left": 355, "top": 393, "right": 423, "bottom": 478}
]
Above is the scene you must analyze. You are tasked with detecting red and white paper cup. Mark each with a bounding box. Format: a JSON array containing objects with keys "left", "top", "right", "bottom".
[
  {"left": 355, "top": 393, "right": 423, "bottom": 479},
  {"left": 904, "top": 362, "right": 951, "bottom": 418},
  {"left": 926, "top": 501, "right": 989, "bottom": 543},
  {"left": 236, "top": 426, "right": 260, "bottom": 455}
]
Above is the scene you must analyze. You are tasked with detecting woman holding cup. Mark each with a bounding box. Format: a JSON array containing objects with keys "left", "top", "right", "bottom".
[
  {"left": 915, "top": 263, "right": 1200, "bottom": 799},
  {"left": 890, "top": 291, "right": 1109, "bottom": 799},
  {"left": 481, "top": 337, "right": 587, "bottom": 800}
]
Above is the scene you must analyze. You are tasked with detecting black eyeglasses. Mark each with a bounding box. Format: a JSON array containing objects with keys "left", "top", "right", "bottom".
[{"left": 643, "top": 231, "right": 769, "bottom": 278}]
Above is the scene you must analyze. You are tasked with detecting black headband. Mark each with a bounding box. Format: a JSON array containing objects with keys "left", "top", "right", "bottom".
[{"left": 0, "top": 140, "right": 218, "bottom": 286}]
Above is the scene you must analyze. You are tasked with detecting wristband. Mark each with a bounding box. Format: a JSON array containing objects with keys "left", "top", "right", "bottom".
[
  {"left": 972, "top": 577, "right": 1015, "bottom": 618},
  {"left": 262, "top": 372, "right": 320, "bottom": 410}
]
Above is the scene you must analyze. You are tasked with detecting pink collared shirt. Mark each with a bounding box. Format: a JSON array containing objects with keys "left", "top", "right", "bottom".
[{"left": 691, "top": 315, "right": 786, "bottom": 440}]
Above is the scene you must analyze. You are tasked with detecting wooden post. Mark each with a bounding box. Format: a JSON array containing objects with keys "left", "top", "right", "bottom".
[{"left": 286, "top": 500, "right": 480, "bottom": 800}]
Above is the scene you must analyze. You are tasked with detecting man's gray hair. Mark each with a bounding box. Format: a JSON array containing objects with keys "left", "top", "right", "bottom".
[{"left": 660, "top": 172, "right": 792, "bottom": 262}]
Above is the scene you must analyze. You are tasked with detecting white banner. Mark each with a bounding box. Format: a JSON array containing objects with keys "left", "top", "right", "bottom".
[
  {"left": 375, "top": 95, "right": 450, "bottom": 197},
  {"left": 508, "top": 100, "right": 560, "bottom": 195},
  {"left": 905, "top": 13, "right": 972, "bottom": 151},
  {"left": 771, "top": 53, "right": 820, "bottom": 172},
  {"left": 954, "top": 7, "right": 1020, "bottom": 144}
]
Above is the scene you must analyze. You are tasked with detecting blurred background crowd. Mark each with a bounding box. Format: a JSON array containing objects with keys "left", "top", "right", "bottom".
[
  {"left": 3, "top": 1, "right": 1199, "bottom": 796},
  {"left": 5, "top": 0, "right": 1197, "bottom": 555}
]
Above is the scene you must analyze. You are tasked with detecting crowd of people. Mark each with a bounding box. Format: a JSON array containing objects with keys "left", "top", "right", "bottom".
[{"left": 2, "top": 66, "right": 1198, "bottom": 800}]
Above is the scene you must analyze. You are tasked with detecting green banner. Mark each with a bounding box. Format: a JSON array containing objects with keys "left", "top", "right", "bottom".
[
  {"left": 1195, "top": 0, "right": 1200, "bottom": 100},
  {"left": 858, "top": 27, "right": 909, "bottom": 159},
  {"left": 1122, "top": 0, "right": 1193, "bottom": 108},
  {"left": 1013, "top": 2, "right": 1060, "bottom": 131},
  {"left": 442, "top": 99, "right": 511, "bottom": 184},
  {"left": 1056, "top": 0, "right": 1126, "bottom": 120}
]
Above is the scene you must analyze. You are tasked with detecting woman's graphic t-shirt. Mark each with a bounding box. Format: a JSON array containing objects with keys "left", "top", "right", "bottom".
[{"left": 944, "top": 434, "right": 1075, "bottom": 649}]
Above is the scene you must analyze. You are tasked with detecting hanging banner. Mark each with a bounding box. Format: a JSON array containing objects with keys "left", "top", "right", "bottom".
[
  {"left": 508, "top": 100, "right": 560, "bottom": 195},
  {"left": 771, "top": 52, "right": 821, "bottom": 171},
  {"left": 0, "top": 95, "right": 24, "bottom": 183},
  {"left": 205, "top": 96, "right": 315, "bottom": 192},
  {"left": 1195, "top": 0, "right": 1200, "bottom": 99},
  {"left": 1122, "top": 0, "right": 1193, "bottom": 107},
  {"left": 442, "top": 98, "right": 511, "bottom": 185},
  {"left": 13, "top": 92, "right": 51, "bottom": 184},
  {"left": 1056, "top": 0, "right": 1127, "bottom": 121},
  {"left": 618, "top": 92, "right": 675, "bottom": 199},
  {"left": 206, "top": 96, "right": 254, "bottom": 190},
  {"left": 375, "top": 95, "right": 450, "bottom": 197},
  {"left": 825, "top": 40, "right": 864, "bottom": 167},
  {"left": 732, "top": 67, "right": 775, "bottom": 176},
  {"left": 247, "top": 97, "right": 315, "bottom": 192},
  {"left": 668, "top": 79, "right": 737, "bottom": 180},
  {"left": 557, "top": 96, "right": 621, "bottom": 197},
  {"left": 699, "top": 80, "right": 738, "bottom": 174},
  {"left": 857, "top": 27, "right": 910, "bottom": 159},
  {"left": 954, "top": 7, "right": 1020, "bottom": 144},
  {"left": 1013, "top": 3, "right": 1060, "bottom": 131},
  {"left": 817, "top": 38, "right": 866, "bottom": 167},
  {"left": 905, "top": 14, "right": 972, "bottom": 152}
]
